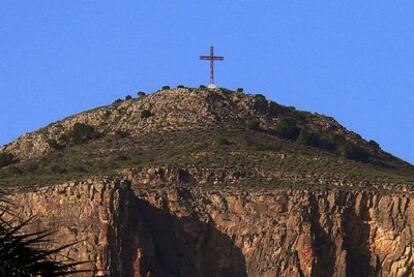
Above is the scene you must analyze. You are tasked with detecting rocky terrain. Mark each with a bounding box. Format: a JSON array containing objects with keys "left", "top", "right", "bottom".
[{"left": 2, "top": 87, "right": 414, "bottom": 276}]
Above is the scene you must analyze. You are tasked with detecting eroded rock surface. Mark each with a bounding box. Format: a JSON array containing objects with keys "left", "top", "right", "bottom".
[{"left": 11, "top": 178, "right": 414, "bottom": 277}]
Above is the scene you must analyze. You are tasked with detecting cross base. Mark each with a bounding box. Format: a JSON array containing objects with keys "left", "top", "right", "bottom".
[{"left": 207, "top": 84, "right": 216, "bottom": 89}]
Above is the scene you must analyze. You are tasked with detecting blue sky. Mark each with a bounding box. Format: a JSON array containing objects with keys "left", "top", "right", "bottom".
[{"left": 0, "top": 1, "right": 413, "bottom": 163}]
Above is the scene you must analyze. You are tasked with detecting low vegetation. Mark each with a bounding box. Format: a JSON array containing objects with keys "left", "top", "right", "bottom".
[
  {"left": 60, "top": 123, "right": 100, "bottom": 145},
  {"left": 0, "top": 153, "right": 15, "bottom": 168}
]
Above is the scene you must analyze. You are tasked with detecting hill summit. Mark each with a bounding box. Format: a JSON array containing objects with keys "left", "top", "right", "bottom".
[{"left": 1, "top": 86, "right": 413, "bottom": 187}]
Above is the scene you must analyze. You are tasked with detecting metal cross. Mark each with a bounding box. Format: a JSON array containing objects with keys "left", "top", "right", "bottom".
[{"left": 200, "top": 46, "right": 224, "bottom": 88}]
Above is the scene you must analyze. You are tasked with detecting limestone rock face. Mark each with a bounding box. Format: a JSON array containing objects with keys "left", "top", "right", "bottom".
[{"left": 11, "top": 179, "right": 414, "bottom": 277}]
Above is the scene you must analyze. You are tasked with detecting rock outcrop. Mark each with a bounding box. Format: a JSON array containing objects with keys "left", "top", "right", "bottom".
[{"left": 11, "top": 176, "right": 414, "bottom": 277}]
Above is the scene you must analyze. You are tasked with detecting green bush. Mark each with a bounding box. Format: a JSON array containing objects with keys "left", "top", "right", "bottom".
[
  {"left": 236, "top": 88, "right": 244, "bottom": 93},
  {"left": 47, "top": 139, "right": 64, "bottom": 150},
  {"left": 287, "top": 106, "right": 296, "bottom": 111},
  {"left": 61, "top": 123, "right": 100, "bottom": 144},
  {"left": 297, "top": 130, "right": 320, "bottom": 147},
  {"left": 125, "top": 95, "right": 132, "bottom": 100},
  {"left": 340, "top": 143, "right": 370, "bottom": 162},
  {"left": 162, "top": 85, "right": 170, "bottom": 90},
  {"left": 0, "top": 152, "right": 15, "bottom": 168},
  {"left": 275, "top": 118, "right": 300, "bottom": 140},
  {"left": 213, "top": 137, "right": 230, "bottom": 147},
  {"left": 199, "top": 85, "right": 207, "bottom": 89},
  {"left": 141, "top": 110, "right": 153, "bottom": 119},
  {"left": 245, "top": 120, "right": 261, "bottom": 131},
  {"left": 368, "top": 139, "right": 380, "bottom": 149},
  {"left": 177, "top": 85, "right": 185, "bottom": 89},
  {"left": 137, "top": 91, "right": 146, "bottom": 97},
  {"left": 113, "top": 98, "right": 123, "bottom": 104}
]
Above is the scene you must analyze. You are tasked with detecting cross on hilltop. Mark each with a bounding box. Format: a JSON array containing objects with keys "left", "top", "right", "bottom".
[{"left": 200, "top": 46, "right": 224, "bottom": 89}]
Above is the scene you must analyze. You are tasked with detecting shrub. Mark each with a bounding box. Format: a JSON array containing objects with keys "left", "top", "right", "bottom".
[
  {"left": 275, "top": 118, "right": 300, "bottom": 140},
  {"left": 287, "top": 106, "right": 296, "bottom": 111},
  {"left": 113, "top": 98, "right": 123, "bottom": 104},
  {"left": 268, "top": 102, "right": 280, "bottom": 117},
  {"left": 236, "top": 88, "right": 244, "bottom": 93},
  {"left": 162, "top": 85, "right": 170, "bottom": 90},
  {"left": 141, "top": 110, "right": 153, "bottom": 119},
  {"left": 297, "top": 130, "right": 320, "bottom": 147},
  {"left": 368, "top": 139, "right": 380, "bottom": 149},
  {"left": 125, "top": 95, "right": 132, "bottom": 100},
  {"left": 213, "top": 137, "right": 230, "bottom": 147},
  {"left": 199, "top": 85, "right": 207, "bottom": 89},
  {"left": 177, "top": 85, "right": 185, "bottom": 89},
  {"left": 245, "top": 120, "right": 261, "bottom": 131},
  {"left": 47, "top": 139, "right": 64, "bottom": 150},
  {"left": 137, "top": 91, "right": 146, "bottom": 97},
  {"left": 62, "top": 123, "right": 100, "bottom": 144},
  {"left": 0, "top": 153, "right": 15, "bottom": 168},
  {"left": 115, "top": 130, "right": 129, "bottom": 138},
  {"left": 340, "top": 143, "right": 370, "bottom": 162}
]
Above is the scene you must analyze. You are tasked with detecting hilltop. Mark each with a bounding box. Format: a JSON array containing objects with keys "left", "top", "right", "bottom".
[{"left": 1, "top": 87, "right": 413, "bottom": 188}]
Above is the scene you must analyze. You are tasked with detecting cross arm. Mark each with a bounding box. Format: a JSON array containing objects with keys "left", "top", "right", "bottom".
[{"left": 200, "top": 56, "right": 224, "bottom": 61}]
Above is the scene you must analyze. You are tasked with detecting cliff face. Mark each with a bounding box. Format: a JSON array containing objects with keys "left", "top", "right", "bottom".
[{"left": 12, "top": 179, "right": 414, "bottom": 277}]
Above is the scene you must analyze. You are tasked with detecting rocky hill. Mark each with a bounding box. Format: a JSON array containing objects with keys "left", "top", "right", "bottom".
[{"left": 2, "top": 87, "right": 414, "bottom": 276}]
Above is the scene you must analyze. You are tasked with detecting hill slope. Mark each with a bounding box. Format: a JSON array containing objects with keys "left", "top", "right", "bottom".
[{"left": 1, "top": 87, "right": 413, "bottom": 187}]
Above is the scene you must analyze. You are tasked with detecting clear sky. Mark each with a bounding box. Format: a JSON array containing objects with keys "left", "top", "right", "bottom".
[{"left": 0, "top": 1, "right": 413, "bottom": 164}]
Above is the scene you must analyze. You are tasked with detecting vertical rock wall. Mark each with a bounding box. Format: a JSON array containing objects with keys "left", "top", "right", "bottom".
[{"left": 11, "top": 180, "right": 414, "bottom": 277}]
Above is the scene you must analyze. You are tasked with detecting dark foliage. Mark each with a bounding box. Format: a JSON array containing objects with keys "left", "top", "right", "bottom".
[
  {"left": 125, "top": 95, "right": 132, "bottom": 100},
  {"left": 115, "top": 130, "right": 129, "bottom": 139},
  {"left": 236, "top": 88, "right": 244, "bottom": 93},
  {"left": 245, "top": 120, "right": 261, "bottom": 131},
  {"left": 213, "top": 137, "right": 230, "bottom": 147},
  {"left": 137, "top": 91, "right": 146, "bottom": 97},
  {"left": 113, "top": 98, "right": 123, "bottom": 104},
  {"left": 274, "top": 118, "right": 300, "bottom": 140},
  {"left": 368, "top": 140, "right": 380, "bottom": 149},
  {"left": 0, "top": 191, "right": 90, "bottom": 276},
  {"left": 340, "top": 143, "right": 370, "bottom": 162},
  {"left": 199, "top": 85, "right": 207, "bottom": 89},
  {"left": 177, "top": 85, "right": 185, "bottom": 89},
  {"left": 61, "top": 123, "right": 100, "bottom": 145},
  {"left": 297, "top": 130, "right": 320, "bottom": 147},
  {"left": 47, "top": 139, "right": 65, "bottom": 151},
  {"left": 162, "top": 85, "right": 170, "bottom": 90},
  {"left": 0, "top": 153, "right": 15, "bottom": 168},
  {"left": 141, "top": 110, "right": 153, "bottom": 119}
]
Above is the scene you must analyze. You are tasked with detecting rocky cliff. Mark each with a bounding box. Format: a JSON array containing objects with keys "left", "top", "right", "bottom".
[
  {"left": 2, "top": 87, "right": 414, "bottom": 276},
  {"left": 11, "top": 175, "right": 414, "bottom": 277}
]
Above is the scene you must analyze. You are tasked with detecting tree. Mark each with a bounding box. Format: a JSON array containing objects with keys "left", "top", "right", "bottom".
[
  {"left": 162, "top": 85, "right": 170, "bottom": 90},
  {"left": 125, "top": 95, "right": 132, "bottom": 100}
]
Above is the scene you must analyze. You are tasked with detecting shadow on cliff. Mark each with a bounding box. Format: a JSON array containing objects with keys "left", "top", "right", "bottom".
[
  {"left": 114, "top": 193, "right": 247, "bottom": 277},
  {"left": 342, "top": 194, "right": 377, "bottom": 277}
]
